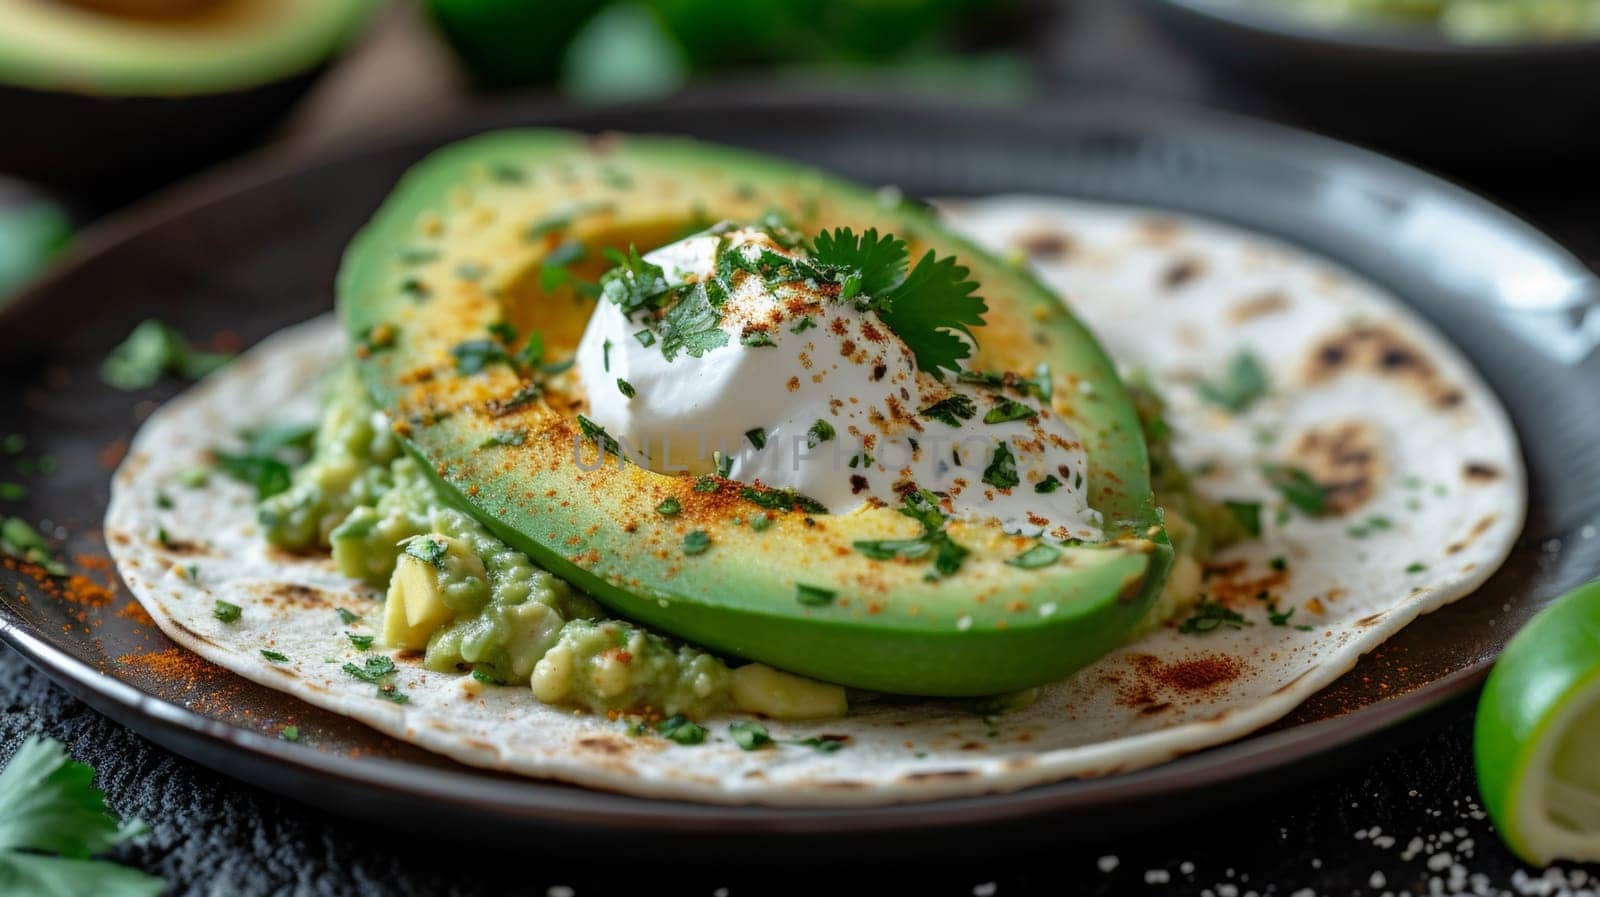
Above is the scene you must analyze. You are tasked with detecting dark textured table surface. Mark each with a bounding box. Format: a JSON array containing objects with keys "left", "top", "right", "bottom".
[{"left": 4, "top": 1, "right": 1599, "bottom": 895}]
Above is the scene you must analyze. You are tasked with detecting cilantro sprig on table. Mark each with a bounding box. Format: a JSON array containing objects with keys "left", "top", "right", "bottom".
[{"left": 0, "top": 736, "right": 163, "bottom": 896}]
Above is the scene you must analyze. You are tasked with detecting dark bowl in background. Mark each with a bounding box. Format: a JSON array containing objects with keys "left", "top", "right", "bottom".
[
  {"left": 1139, "top": 0, "right": 1600, "bottom": 162},
  {"left": 0, "top": 70, "right": 327, "bottom": 199}
]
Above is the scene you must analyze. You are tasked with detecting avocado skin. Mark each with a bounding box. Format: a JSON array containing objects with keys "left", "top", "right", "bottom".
[
  {"left": 341, "top": 130, "right": 1173, "bottom": 696},
  {"left": 0, "top": 73, "right": 319, "bottom": 194}
]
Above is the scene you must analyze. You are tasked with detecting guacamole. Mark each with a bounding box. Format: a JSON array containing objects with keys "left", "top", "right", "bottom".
[
  {"left": 1280, "top": 0, "right": 1600, "bottom": 41},
  {"left": 260, "top": 365, "right": 842, "bottom": 719}
]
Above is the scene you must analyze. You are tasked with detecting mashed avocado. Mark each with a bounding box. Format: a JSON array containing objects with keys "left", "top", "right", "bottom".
[
  {"left": 1281, "top": 0, "right": 1600, "bottom": 42},
  {"left": 259, "top": 365, "right": 841, "bottom": 719}
]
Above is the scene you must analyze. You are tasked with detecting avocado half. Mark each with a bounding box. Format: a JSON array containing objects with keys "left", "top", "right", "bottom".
[
  {"left": 339, "top": 131, "right": 1173, "bottom": 696},
  {"left": 0, "top": 0, "right": 378, "bottom": 191}
]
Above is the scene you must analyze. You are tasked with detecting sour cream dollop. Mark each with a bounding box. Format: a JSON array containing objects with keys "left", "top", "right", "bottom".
[{"left": 575, "top": 228, "right": 1100, "bottom": 542}]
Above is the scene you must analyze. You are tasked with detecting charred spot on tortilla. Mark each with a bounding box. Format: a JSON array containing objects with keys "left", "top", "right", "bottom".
[
  {"left": 1463, "top": 462, "right": 1502, "bottom": 482},
  {"left": 1014, "top": 228, "right": 1074, "bottom": 260},
  {"left": 1304, "top": 325, "right": 1465, "bottom": 410},
  {"left": 1289, "top": 420, "right": 1385, "bottom": 515},
  {"left": 1161, "top": 257, "right": 1205, "bottom": 290},
  {"left": 1228, "top": 291, "right": 1291, "bottom": 324}
]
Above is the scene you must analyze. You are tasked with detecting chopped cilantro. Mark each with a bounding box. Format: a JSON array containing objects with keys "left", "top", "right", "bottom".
[
  {"left": 749, "top": 515, "right": 774, "bottom": 532},
  {"left": 920, "top": 394, "right": 976, "bottom": 427},
  {"left": 487, "top": 321, "right": 517, "bottom": 344},
  {"left": 740, "top": 329, "right": 777, "bottom": 348},
  {"left": 375, "top": 687, "right": 410, "bottom": 704},
  {"left": 541, "top": 357, "right": 575, "bottom": 376},
  {"left": 1406, "top": 562, "right": 1428, "bottom": 574},
  {"left": 1270, "top": 556, "right": 1288, "bottom": 572},
  {"left": 1197, "top": 351, "right": 1270, "bottom": 413},
  {"left": 513, "top": 331, "right": 545, "bottom": 369},
  {"left": 982, "top": 443, "right": 1020, "bottom": 490},
  {"left": 1261, "top": 464, "right": 1330, "bottom": 516},
  {"left": 1179, "top": 601, "right": 1251, "bottom": 635},
  {"left": 336, "top": 608, "right": 359, "bottom": 625},
  {"left": 1267, "top": 602, "right": 1297, "bottom": 626},
  {"left": 683, "top": 530, "right": 711, "bottom": 556},
  {"left": 806, "top": 419, "right": 835, "bottom": 448},
  {"left": 693, "top": 475, "right": 720, "bottom": 493},
  {"left": 260, "top": 650, "right": 289, "bottom": 663},
  {"left": 598, "top": 245, "right": 671, "bottom": 315},
  {"left": 657, "top": 283, "right": 729, "bottom": 361},
  {"left": 796, "top": 584, "right": 836, "bottom": 607},
  {"left": 280, "top": 726, "right": 299, "bottom": 742},
  {"left": 739, "top": 486, "right": 827, "bottom": 515},
  {"left": 213, "top": 600, "right": 242, "bottom": 623},
  {"left": 346, "top": 633, "right": 374, "bottom": 651},
  {"left": 787, "top": 736, "right": 847, "bottom": 753},
  {"left": 212, "top": 452, "right": 291, "bottom": 500},
  {"left": 655, "top": 497, "right": 681, "bottom": 517},
  {"left": 616, "top": 378, "right": 636, "bottom": 398},
  {"left": 524, "top": 201, "right": 612, "bottom": 241},
  {"left": 1034, "top": 475, "right": 1061, "bottom": 494},
  {"left": 342, "top": 655, "right": 396, "bottom": 684},
  {"left": 452, "top": 339, "right": 510, "bottom": 376},
  {"left": 745, "top": 428, "right": 767, "bottom": 449},
  {"left": 576, "top": 415, "right": 621, "bottom": 457},
  {"left": 480, "top": 429, "right": 526, "bottom": 448},
  {"left": 1224, "top": 500, "right": 1263, "bottom": 538},
  {"left": 633, "top": 328, "right": 656, "bottom": 348},
  {"left": 656, "top": 715, "right": 707, "bottom": 746},
  {"left": 790, "top": 316, "right": 816, "bottom": 334},
  {"left": 1006, "top": 544, "right": 1061, "bottom": 569},
  {"left": 100, "top": 319, "right": 232, "bottom": 390},
  {"left": 983, "top": 399, "right": 1038, "bottom": 425},
  {"left": 471, "top": 667, "right": 505, "bottom": 686},
  {"left": 402, "top": 535, "right": 448, "bottom": 567},
  {"left": 729, "top": 721, "right": 773, "bottom": 751}
]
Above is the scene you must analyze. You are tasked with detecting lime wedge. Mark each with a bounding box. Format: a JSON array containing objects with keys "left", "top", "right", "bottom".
[{"left": 1475, "top": 579, "right": 1600, "bottom": 865}]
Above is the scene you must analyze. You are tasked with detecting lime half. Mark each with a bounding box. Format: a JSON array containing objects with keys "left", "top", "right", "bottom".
[{"left": 1476, "top": 579, "right": 1600, "bottom": 865}]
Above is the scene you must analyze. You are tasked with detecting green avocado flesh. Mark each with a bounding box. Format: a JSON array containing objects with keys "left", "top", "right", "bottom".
[
  {"left": 0, "top": 0, "right": 376, "bottom": 95},
  {"left": 338, "top": 130, "right": 1173, "bottom": 696}
]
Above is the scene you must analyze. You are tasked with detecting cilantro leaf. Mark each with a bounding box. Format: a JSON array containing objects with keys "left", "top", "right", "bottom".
[
  {"left": 810, "top": 227, "right": 909, "bottom": 300},
  {"left": 728, "top": 721, "right": 773, "bottom": 750},
  {"left": 0, "top": 518, "right": 66, "bottom": 577},
  {"left": 876, "top": 248, "right": 986, "bottom": 379},
  {"left": 451, "top": 339, "right": 510, "bottom": 376},
  {"left": 1198, "top": 351, "right": 1270, "bottom": 413},
  {"left": 1261, "top": 464, "right": 1330, "bottom": 516},
  {"left": 100, "top": 319, "right": 231, "bottom": 391},
  {"left": 212, "top": 452, "right": 291, "bottom": 501},
  {"left": 656, "top": 715, "right": 707, "bottom": 746},
  {"left": 982, "top": 442, "right": 1020, "bottom": 490},
  {"left": 0, "top": 852, "right": 164, "bottom": 897},
  {"left": 342, "top": 655, "right": 396, "bottom": 684},
  {"left": 1179, "top": 601, "right": 1251, "bottom": 635},
  {"left": 598, "top": 245, "right": 670, "bottom": 315},
  {"left": 0, "top": 737, "right": 143, "bottom": 858},
  {"left": 920, "top": 394, "right": 976, "bottom": 427},
  {"left": 657, "top": 283, "right": 729, "bottom": 362}
]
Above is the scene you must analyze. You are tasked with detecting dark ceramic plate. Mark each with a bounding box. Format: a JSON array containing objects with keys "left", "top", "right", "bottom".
[
  {"left": 1139, "top": 0, "right": 1600, "bottom": 160},
  {"left": 2, "top": 92, "right": 1597, "bottom": 855}
]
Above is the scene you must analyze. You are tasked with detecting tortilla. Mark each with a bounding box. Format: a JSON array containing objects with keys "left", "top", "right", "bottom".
[{"left": 104, "top": 197, "right": 1523, "bottom": 806}]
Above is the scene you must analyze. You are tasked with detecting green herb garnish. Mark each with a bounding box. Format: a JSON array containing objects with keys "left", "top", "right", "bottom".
[
  {"left": 1224, "top": 500, "right": 1263, "bottom": 538},
  {"left": 342, "top": 655, "right": 397, "bottom": 684},
  {"left": 213, "top": 600, "right": 241, "bottom": 623},
  {"left": 683, "top": 530, "right": 711, "bottom": 556},
  {"left": 336, "top": 608, "right": 360, "bottom": 625},
  {"left": 1261, "top": 464, "right": 1330, "bottom": 516},
  {"left": 1034, "top": 475, "right": 1061, "bottom": 494},
  {"left": 346, "top": 633, "right": 374, "bottom": 651},
  {"left": 452, "top": 339, "right": 510, "bottom": 376},
  {"left": 656, "top": 715, "right": 708, "bottom": 746},
  {"left": 920, "top": 394, "right": 976, "bottom": 427},
  {"left": 402, "top": 536, "right": 448, "bottom": 567},
  {"left": 983, "top": 400, "right": 1038, "bottom": 425},
  {"left": 212, "top": 452, "right": 292, "bottom": 500},
  {"left": 616, "top": 378, "right": 636, "bottom": 398},
  {"left": 745, "top": 428, "right": 767, "bottom": 450},
  {"left": 655, "top": 497, "right": 681, "bottom": 517},
  {"left": 806, "top": 419, "right": 835, "bottom": 448},
  {"left": 728, "top": 721, "right": 773, "bottom": 750},
  {"left": 260, "top": 650, "right": 289, "bottom": 663},
  {"left": 1179, "top": 601, "right": 1251, "bottom": 635},
  {"left": 100, "top": 319, "right": 232, "bottom": 390},
  {"left": 1198, "top": 351, "right": 1270, "bottom": 413},
  {"left": 982, "top": 443, "right": 1020, "bottom": 490}
]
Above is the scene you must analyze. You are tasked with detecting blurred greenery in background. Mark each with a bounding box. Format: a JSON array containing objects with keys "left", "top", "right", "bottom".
[
  {"left": 0, "top": 197, "right": 71, "bottom": 308},
  {"left": 425, "top": 0, "right": 1036, "bottom": 102}
]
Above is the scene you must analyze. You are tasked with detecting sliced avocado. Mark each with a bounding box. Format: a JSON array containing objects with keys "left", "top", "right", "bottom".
[
  {"left": 0, "top": 0, "right": 377, "bottom": 95},
  {"left": 339, "top": 131, "right": 1172, "bottom": 696},
  {"left": 0, "top": 0, "right": 377, "bottom": 190}
]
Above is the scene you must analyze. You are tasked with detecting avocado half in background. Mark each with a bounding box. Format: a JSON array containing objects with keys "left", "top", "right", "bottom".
[{"left": 0, "top": 0, "right": 379, "bottom": 193}]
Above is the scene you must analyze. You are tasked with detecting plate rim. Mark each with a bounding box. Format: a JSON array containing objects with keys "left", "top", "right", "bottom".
[{"left": 2, "top": 88, "right": 1591, "bottom": 832}]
